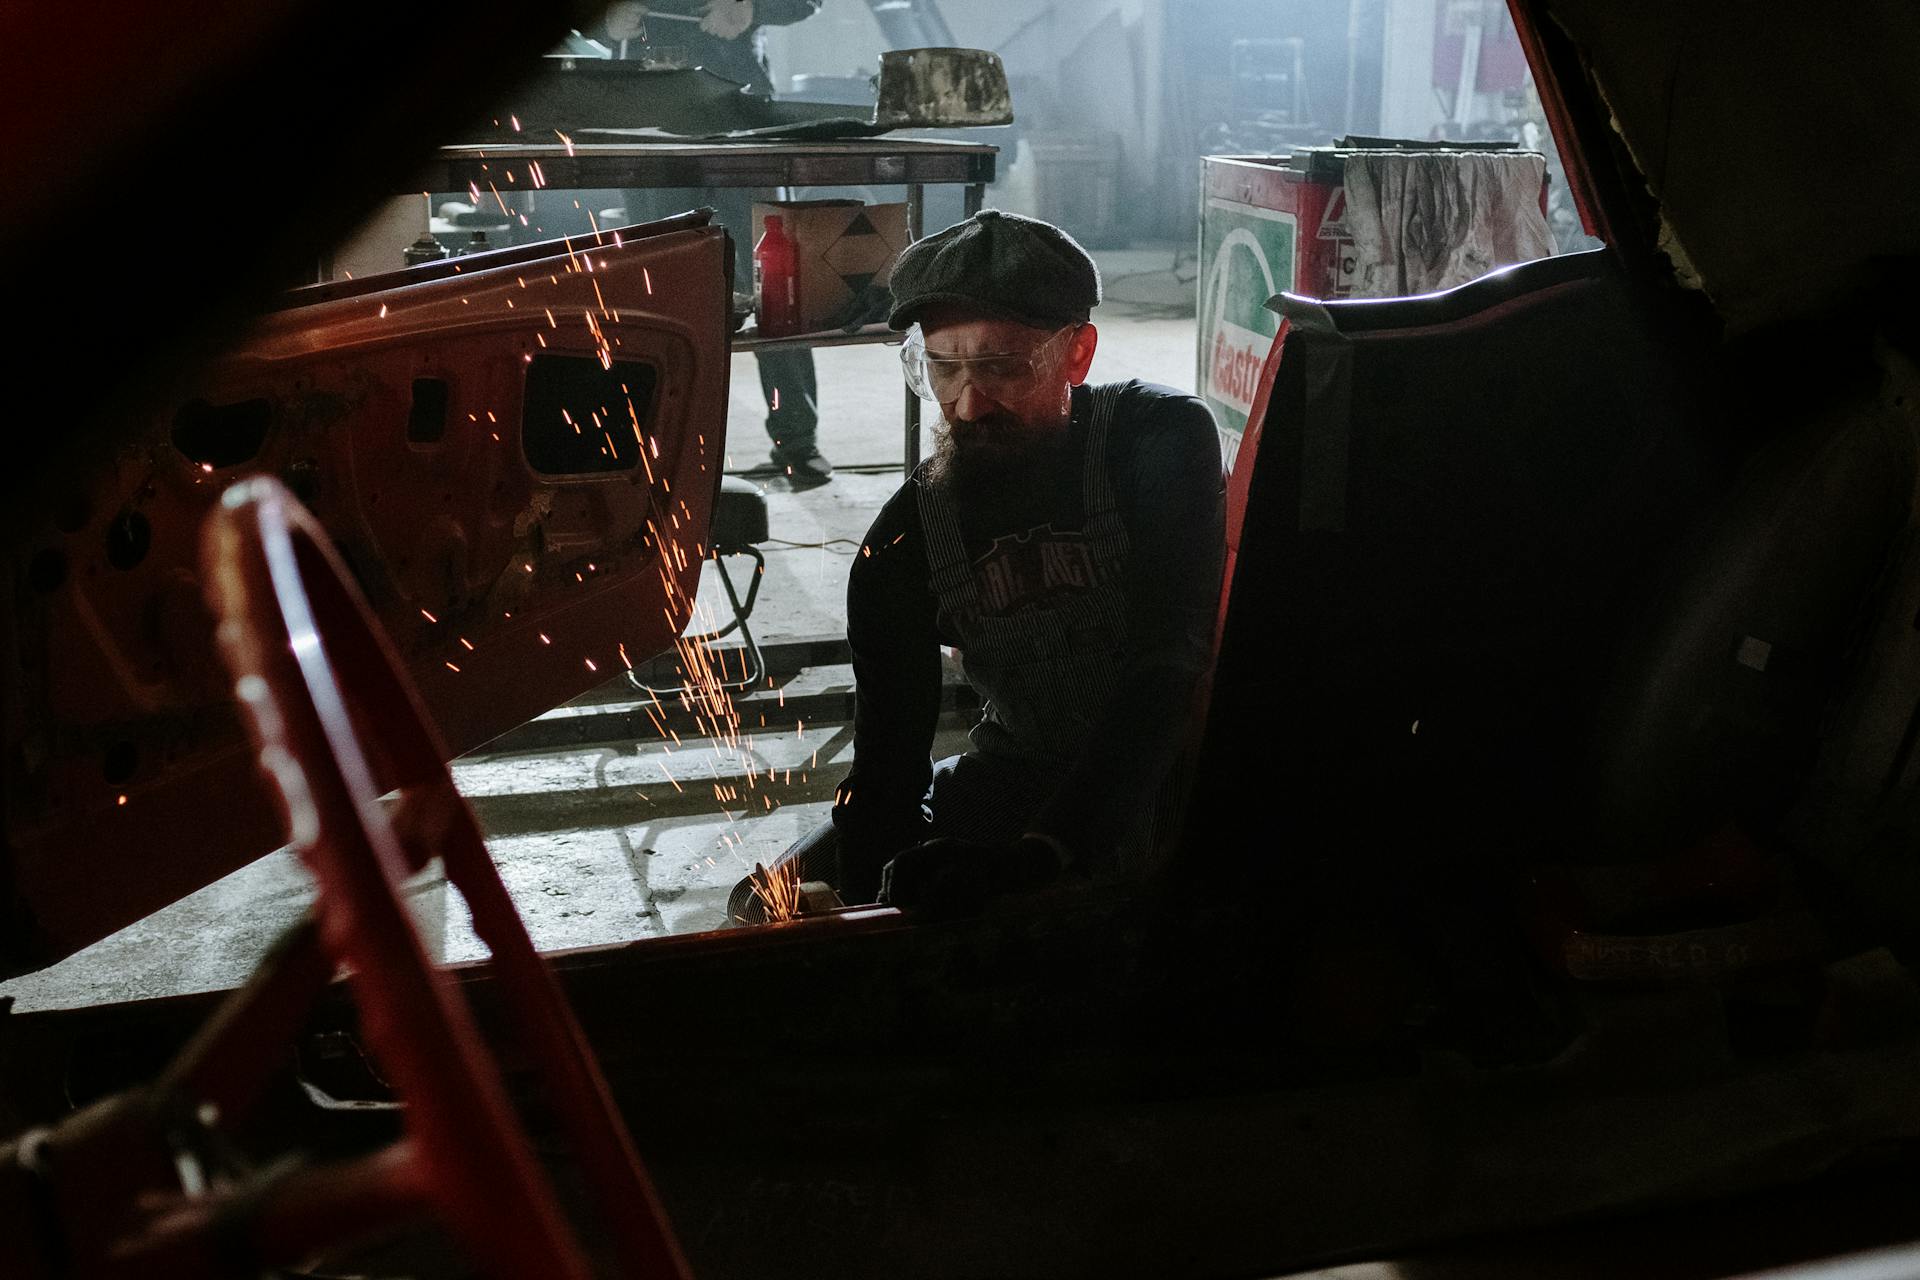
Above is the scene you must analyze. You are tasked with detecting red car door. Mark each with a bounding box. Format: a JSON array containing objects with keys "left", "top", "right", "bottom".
[{"left": 4, "top": 219, "right": 732, "bottom": 968}]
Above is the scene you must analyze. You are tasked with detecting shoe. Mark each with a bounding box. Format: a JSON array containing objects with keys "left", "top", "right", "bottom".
[{"left": 770, "top": 445, "right": 832, "bottom": 488}]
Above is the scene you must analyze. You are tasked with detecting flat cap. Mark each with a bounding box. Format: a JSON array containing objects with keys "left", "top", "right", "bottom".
[{"left": 887, "top": 208, "right": 1102, "bottom": 330}]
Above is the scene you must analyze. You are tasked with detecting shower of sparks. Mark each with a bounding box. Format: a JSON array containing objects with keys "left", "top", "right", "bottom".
[
  {"left": 529, "top": 460, "right": 855, "bottom": 918},
  {"left": 746, "top": 861, "right": 803, "bottom": 923}
]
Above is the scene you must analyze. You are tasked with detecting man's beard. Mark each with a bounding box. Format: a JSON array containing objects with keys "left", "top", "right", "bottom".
[{"left": 925, "top": 410, "right": 1071, "bottom": 505}]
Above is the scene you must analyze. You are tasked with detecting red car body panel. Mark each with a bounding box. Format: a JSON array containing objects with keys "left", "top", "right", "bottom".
[{"left": 4, "top": 222, "right": 730, "bottom": 966}]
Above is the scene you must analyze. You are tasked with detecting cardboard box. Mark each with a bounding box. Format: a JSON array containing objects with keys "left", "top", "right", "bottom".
[{"left": 750, "top": 199, "right": 909, "bottom": 334}]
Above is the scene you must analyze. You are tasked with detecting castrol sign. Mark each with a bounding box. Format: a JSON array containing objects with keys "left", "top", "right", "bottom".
[{"left": 1197, "top": 196, "right": 1295, "bottom": 471}]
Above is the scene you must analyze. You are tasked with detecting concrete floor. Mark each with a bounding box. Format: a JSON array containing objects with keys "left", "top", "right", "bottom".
[{"left": 0, "top": 245, "right": 1198, "bottom": 1014}]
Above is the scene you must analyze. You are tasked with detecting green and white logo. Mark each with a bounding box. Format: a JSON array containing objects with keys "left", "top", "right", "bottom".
[{"left": 1198, "top": 198, "right": 1296, "bottom": 468}]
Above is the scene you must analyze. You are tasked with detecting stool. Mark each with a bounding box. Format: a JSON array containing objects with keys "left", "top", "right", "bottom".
[{"left": 629, "top": 475, "right": 768, "bottom": 695}]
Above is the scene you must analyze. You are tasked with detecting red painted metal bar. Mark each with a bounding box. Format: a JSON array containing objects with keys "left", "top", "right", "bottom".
[
  {"left": 246, "top": 1143, "right": 432, "bottom": 1268},
  {"left": 109, "top": 1144, "right": 431, "bottom": 1278},
  {"left": 155, "top": 916, "right": 334, "bottom": 1125},
  {"left": 1505, "top": 0, "right": 1614, "bottom": 244},
  {"left": 201, "top": 476, "right": 690, "bottom": 1279},
  {"left": 431, "top": 780, "right": 693, "bottom": 1278}
]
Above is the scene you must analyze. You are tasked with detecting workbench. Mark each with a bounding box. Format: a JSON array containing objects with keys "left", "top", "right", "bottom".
[{"left": 418, "top": 137, "right": 1001, "bottom": 471}]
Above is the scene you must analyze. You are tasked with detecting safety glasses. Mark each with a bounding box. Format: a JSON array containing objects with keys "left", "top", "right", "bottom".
[{"left": 899, "top": 323, "right": 1079, "bottom": 404}]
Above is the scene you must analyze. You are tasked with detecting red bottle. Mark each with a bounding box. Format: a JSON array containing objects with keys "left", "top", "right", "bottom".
[{"left": 753, "top": 214, "right": 801, "bottom": 337}]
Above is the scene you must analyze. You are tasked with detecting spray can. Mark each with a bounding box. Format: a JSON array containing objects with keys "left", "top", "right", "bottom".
[{"left": 753, "top": 215, "right": 801, "bottom": 337}]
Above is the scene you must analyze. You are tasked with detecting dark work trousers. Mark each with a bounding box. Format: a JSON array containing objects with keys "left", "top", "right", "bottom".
[
  {"left": 621, "top": 184, "right": 819, "bottom": 455},
  {"left": 756, "top": 345, "right": 819, "bottom": 456},
  {"left": 726, "top": 750, "right": 1057, "bottom": 920}
]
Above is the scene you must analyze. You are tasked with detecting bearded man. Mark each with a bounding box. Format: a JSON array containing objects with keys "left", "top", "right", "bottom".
[{"left": 733, "top": 210, "right": 1226, "bottom": 919}]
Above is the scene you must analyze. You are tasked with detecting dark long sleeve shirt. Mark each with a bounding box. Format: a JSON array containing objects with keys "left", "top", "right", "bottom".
[{"left": 835, "top": 379, "right": 1226, "bottom": 876}]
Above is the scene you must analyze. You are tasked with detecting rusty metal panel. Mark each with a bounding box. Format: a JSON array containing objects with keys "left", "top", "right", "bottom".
[{"left": 3, "top": 223, "right": 731, "bottom": 970}]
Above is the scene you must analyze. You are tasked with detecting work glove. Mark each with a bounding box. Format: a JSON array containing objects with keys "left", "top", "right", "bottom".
[
  {"left": 700, "top": 0, "right": 755, "bottom": 38},
  {"left": 604, "top": 1, "right": 649, "bottom": 40},
  {"left": 878, "top": 834, "right": 1066, "bottom": 917}
]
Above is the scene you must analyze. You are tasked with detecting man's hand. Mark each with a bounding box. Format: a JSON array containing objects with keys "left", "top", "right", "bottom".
[
  {"left": 878, "top": 835, "right": 1065, "bottom": 916},
  {"left": 605, "top": 1, "right": 649, "bottom": 41},
  {"left": 700, "top": 0, "right": 755, "bottom": 38}
]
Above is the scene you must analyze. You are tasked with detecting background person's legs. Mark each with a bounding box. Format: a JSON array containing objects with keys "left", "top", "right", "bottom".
[
  {"left": 759, "top": 346, "right": 826, "bottom": 481},
  {"left": 619, "top": 185, "right": 832, "bottom": 484}
]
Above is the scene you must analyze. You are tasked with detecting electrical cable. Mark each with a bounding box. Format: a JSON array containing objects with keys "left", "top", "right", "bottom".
[
  {"left": 722, "top": 462, "right": 906, "bottom": 477},
  {"left": 760, "top": 537, "right": 862, "bottom": 552}
]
